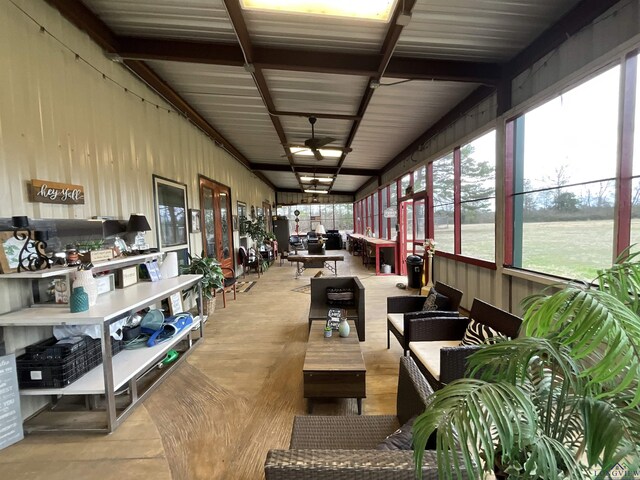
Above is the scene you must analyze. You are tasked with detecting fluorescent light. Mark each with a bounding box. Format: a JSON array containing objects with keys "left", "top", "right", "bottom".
[
  {"left": 299, "top": 176, "right": 333, "bottom": 182},
  {"left": 292, "top": 148, "right": 342, "bottom": 158},
  {"left": 240, "top": 0, "right": 397, "bottom": 22},
  {"left": 304, "top": 189, "right": 329, "bottom": 194}
]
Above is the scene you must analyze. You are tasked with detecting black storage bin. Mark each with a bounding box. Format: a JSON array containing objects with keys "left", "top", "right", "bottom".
[
  {"left": 406, "top": 255, "right": 424, "bottom": 289},
  {"left": 17, "top": 336, "right": 123, "bottom": 389}
]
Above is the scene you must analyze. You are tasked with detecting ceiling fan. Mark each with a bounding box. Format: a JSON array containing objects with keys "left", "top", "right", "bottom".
[{"left": 286, "top": 116, "right": 352, "bottom": 161}]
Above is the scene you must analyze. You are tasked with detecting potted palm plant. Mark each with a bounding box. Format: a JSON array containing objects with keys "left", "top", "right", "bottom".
[
  {"left": 413, "top": 252, "right": 640, "bottom": 479},
  {"left": 180, "top": 253, "right": 224, "bottom": 315}
]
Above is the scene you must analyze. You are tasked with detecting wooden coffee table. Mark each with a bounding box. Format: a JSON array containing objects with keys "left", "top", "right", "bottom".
[
  {"left": 288, "top": 254, "right": 344, "bottom": 278},
  {"left": 303, "top": 320, "right": 366, "bottom": 414}
]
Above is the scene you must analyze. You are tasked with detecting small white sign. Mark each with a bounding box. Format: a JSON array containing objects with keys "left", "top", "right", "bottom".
[{"left": 383, "top": 207, "right": 397, "bottom": 218}]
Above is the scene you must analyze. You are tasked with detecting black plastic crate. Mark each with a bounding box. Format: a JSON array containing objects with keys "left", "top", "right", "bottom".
[
  {"left": 17, "top": 336, "right": 123, "bottom": 389},
  {"left": 17, "top": 347, "right": 90, "bottom": 389},
  {"left": 25, "top": 336, "right": 91, "bottom": 361}
]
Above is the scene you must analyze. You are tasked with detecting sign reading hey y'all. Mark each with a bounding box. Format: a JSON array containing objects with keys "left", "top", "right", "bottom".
[
  {"left": 0, "top": 354, "right": 23, "bottom": 450},
  {"left": 29, "top": 179, "right": 85, "bottom": 205}
]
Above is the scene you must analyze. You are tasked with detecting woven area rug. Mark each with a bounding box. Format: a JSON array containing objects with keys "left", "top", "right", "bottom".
[
  {"left": 292, "top": 283, "right": 311, "bottom": 294},
  {"left": 236, "top": 281, "right": 257, "bottom": 293}
]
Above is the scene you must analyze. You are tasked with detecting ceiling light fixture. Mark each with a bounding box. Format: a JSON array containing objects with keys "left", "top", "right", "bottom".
[
  {"left": 304, "top": 189, "right": 329, "bottom": 194},
  {"left": 240, "top": 0, "right": 397, "bottom": 22},
  {"left": 291, "top": 148, "right": 342, "bottom": 158},
  {"left": 299, "top": 176, "right": 333, "bottom": 182}
]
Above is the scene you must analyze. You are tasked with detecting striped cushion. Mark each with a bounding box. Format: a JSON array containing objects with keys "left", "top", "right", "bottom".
[{"left": 460, "top": 319, "right": 505, "bottom": 346}]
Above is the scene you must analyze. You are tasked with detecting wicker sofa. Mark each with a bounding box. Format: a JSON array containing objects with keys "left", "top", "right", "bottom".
[
  {"left": 264, "top": 356, "right": 467, "bottom": 479},
  {"left": 308, "top": 276, "right": 365, "bottom": 341},
  {"left": 387, "top": 281, "right": 464, "bottom": 355},
  {"left": 409, "top": 298, "right": 522, "bottom": 390}
]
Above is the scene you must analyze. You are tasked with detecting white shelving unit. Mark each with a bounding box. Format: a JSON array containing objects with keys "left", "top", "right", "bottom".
[{"left": 0, "top": 263, "right": 205, "bottom": 433}]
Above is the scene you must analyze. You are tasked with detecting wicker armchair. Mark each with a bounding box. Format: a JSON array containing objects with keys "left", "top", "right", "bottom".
[
  {"left": 409, "top": 298, "right": 522, "bottom": 390},
  {"left": 387, "top": 281, "right": 463, "bottom": 355},
  {"left": 265, "top": 356, "right": 466, "bottom": 479}
]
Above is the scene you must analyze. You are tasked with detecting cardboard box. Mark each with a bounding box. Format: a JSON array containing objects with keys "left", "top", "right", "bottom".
[{"left": 115, "top": 266, "right": 138, "bottom": 289}]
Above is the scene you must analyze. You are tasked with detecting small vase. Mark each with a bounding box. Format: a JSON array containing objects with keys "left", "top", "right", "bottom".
[
  {"left": 73, "top": 270, "right": 98, "bottom": 306},
  {"left": 69, "top": 286, "right": 89, "bottom": 313},
  {"left": 338, "top": 318, "right": 350, "bottom": 338}
]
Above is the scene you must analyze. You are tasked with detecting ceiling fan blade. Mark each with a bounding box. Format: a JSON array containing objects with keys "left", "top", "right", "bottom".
[
  {"left": 305, "top": 136, "right": 336, "bottom": 149},
  {"left": 312, "top": 148, "right": 324, "bottom": 161}
]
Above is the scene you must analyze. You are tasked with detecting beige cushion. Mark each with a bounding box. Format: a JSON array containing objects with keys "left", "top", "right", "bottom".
[
  {"left": 387, "top": 313, "right": 404, "bottom": 334},
  {"left": 409, "top": 341, "right": 461, "bottom": 381}
]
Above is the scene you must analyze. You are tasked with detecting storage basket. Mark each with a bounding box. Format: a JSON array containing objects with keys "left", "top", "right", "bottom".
[{"left": 17, "top": 336, "right": 123, "bottom": 389}]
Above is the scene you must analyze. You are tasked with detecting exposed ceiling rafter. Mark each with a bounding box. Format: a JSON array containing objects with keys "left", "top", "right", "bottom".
[
  {"left": 252, "top": 163, "right": 377, "bottom": 176},
  {"left": 117, "top": 37, "right": 501, "bottom": 85}
]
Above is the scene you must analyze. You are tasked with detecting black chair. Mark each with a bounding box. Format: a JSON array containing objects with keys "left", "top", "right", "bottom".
[
  {"left": 409, "top": 298, "right": 522, "bottom": 390},
  {"left": 288, "top": 235, "right": 305, "bottom": 251},
  {"left": 387, "top": 281, "right": 463, "bottom": 355},
  {"left": 238, "top": 246, "right": 261, "bottom": 278},
  {"left": 309, "top": 276, "right": 365, "bottom": 341}
]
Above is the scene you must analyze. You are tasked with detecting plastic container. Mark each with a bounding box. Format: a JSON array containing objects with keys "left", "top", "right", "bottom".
[
  {"left": 406, "top": 255, "right": 424, "bottom": 289},
  {"left": 16, "top": 336, "right": 123, "bottom": 389}
]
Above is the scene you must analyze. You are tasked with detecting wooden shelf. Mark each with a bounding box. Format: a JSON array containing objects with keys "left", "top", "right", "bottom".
[
  {"left": 19, "top": 317, "right": 202, "bottom": 396},
  {"left": 0, "top": 275, "right": 202, "bottom": 326}
]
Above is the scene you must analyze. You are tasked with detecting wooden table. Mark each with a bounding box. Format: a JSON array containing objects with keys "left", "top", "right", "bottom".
[
  {"left": 348, "top": 234, "right": 397, "bottom": 276},
  {"left": 288, "top": 253, "right": 344, "bottom": 278},
  {"left": 303, "top": 320, "right": 366, "bottom": 414}
]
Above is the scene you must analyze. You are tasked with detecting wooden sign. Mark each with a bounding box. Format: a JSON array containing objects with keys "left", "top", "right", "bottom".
[{"left": 29, "top": 179, "right": 85, "bottom": 205}]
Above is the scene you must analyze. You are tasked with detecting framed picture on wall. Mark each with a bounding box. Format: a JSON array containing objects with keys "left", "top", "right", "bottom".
[
  {"left": 153, "top": 175, "right": 189, "bottom": 252},
  {"left": 232, "top": 215, "right": 239, "bottom": 231},
  {"left": 238, "top": 201, "right": 247, "bottom": 236},
  {"left": 0, "top": 231, "right": 23, "bottom": 273},
  {"left": 189, "top": 208, "right": 201, "bottom": 233}
]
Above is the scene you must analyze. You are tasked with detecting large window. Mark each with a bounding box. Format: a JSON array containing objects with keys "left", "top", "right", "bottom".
[
  {"left": 461, "top": 131, "right": 496, "bottom": 261},
  {"left": 414, "top": 166, "right": 426, "bottom": 193},
  {"left": 630, "top": 54, "right": 640, "bottom": 249},
  {"left": 277, "top": 203, "right": 354, "bottom": 234},
  {"left": 432, "top": 153, "right": 455, "bottom": 253},
  {"left": 381, "top": 186, "right": 389, "bottom": 239},
  {"left": 510, "top": 66, "right": 620, "bottom": 279},
  {"left": 372, "top": 191, "right": 379, "bottom": 236}
]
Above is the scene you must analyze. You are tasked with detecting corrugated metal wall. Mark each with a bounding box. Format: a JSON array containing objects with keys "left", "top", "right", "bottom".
[{"left": 0, "top": 0, "right": 274, "bottom": 418}]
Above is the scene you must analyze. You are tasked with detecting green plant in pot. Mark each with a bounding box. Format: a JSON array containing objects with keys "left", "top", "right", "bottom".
[
  {"left": 180, "top": 253, "right": 224, "bottom": 315},
  {"left": 413, "top": 251, "right": 640, "bottom": 479},
  {"left": 241, "top": 215, "right": 268, "bottom": 247}
]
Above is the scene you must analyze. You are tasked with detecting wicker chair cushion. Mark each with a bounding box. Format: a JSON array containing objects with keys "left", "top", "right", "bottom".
[
  {"left": 460, "top": 319, "right": 505, "bottom": 346},
  {"left": 376, "top": 415, "right": 416, "bottom": 450},
  {"left": 409, "top": 341, "right": 461, "bottom": 381},
  {"left": 387, "top": 313, "right": 404, "bottom": 334}
]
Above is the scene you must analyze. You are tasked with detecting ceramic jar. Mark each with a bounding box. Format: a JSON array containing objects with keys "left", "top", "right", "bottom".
[
  {"left": 338, "top": 318, "right": 350, "bottom": 338},
  {"left": 69, "top": 286, "right": 89, "bottom": 313},
  {"left": 73, "top": 270, "right": 98, "bottom": 306}
]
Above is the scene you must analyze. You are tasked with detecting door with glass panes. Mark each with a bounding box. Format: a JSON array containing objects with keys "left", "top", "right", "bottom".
[{"left": 199, "top": 176, "right": 234, "bottom": 270}]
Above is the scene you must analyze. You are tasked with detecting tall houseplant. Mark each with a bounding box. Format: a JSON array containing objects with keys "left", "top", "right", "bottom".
[
  {"left": 181, "top": 253, "right": 224, "bottom": 315},
  {"left": 413, "top": 252, "right": 640, "bottom": 479},
  {"left": 241, "top": 214, "right": 269, "bottom": 247}
]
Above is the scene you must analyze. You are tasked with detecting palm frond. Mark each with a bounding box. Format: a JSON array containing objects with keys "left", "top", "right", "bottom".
[{"left": 413, "top": 380, "right": 537, "bottom": 480}]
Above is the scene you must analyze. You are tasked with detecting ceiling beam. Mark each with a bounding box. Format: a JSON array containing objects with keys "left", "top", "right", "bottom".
[
  {"left": 251, "top": 163, "right": 378, "bottom": 176},
  {"left": 45, "top": 0, "right": 276, "bottom": 191},
  {"left": 117, "top": 37, "right": 501, "bottom": 84},
  {"left": 45, "top": 0, "right": 119, "bottom": 53},
  {"left": 277, "top": 188, "right": 354, "bottom": 197},
  {"left": 331, "top": 0, "right": 418, "bottom": 190},
  {"left": 505, "top": 0, "right": 623, "bottom": 80}
]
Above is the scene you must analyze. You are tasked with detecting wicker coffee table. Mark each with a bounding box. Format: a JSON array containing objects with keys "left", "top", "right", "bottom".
[{"left": 303, "top": 320, "right": 366, "bottom": 414}]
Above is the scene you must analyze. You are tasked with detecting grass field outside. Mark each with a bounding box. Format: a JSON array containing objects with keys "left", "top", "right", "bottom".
[{"left": 430, "top": 219, "right": 639, "bottom": 280}]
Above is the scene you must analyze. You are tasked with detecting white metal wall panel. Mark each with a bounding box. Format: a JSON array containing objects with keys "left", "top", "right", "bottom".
[
  {"left": 512, "top": 1, "right": 640, "bottom": 108},
  {"left": 331, "top": 174, "right": 369, "bottom": 192},
  {"left": 243, "top": 9, "right": 387, "bottom": 53},
  {"left": 0, "top": 0, "right": 274, "bottom": 416},
  {"left": 261, "top": 171, "right": 300, "bottom": 188},
  {"left": 396, "top": 0, "right": 581, "bottom": 62},
  {"left": 347, "top": 80, "right": 479, "bottom": 171},
  {"left": 263, "top": 69, "right": 367, "bottom": 116},
  {"left": 83, "top": 0, "right": 237, "bottom": 42},
  {"left": 144, "top": 61, "right": 285, "bottom": 164}
]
